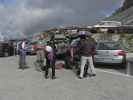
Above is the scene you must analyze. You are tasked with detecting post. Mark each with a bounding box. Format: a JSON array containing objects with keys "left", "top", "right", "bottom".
[{"left": 126, "top": 58, "right": 133, "bottom": 76}]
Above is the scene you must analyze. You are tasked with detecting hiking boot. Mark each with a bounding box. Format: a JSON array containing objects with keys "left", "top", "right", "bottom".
[
  {"left": 78, "top": 76, "right": 83, "bottom": 79},
  {"left": 45, "top": 75, "right": 49, "bottom": 79},
  {"left": 84, "top": 73, "right": 89, "bottom": 77},
  {"left": 90, "top": 73, "right": 96, "bottom": 77},
  {"left": 51, "top": 76, "right": 56, "bottom": 80}
]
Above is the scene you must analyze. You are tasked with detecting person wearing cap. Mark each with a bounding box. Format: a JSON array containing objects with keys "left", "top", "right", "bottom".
[{"left": 71, "top": 31, "right": 96, "bottom": 79}]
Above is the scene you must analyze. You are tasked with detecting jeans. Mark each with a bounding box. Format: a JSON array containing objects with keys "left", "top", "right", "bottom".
[
  {"left": 19, "top": 50, "right": 27, "bottom": 68},
  {"left": 35, "top": 50, "right": 46, "bottom": 71},
  {"left": 36, "top": 50, "right": 45, "bottom": 62},
  {"left": 45, "top": 56, "right": 55, "bottom": 78},
  {"left": 80, "top": 56, "right": 96, "bottom": 78}
]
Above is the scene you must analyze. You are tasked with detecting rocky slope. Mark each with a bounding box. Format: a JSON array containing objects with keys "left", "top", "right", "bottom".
[
  {"left": 121, "top": 0, "right": 133, "bottom": 11},
  {"left": 106, "top": 0, "right": 133, "bottom": 25}
]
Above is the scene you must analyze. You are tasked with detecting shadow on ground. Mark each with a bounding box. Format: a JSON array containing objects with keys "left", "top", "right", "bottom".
[{"left": 94, "top": 64, "right": 126, "bottom": 74}]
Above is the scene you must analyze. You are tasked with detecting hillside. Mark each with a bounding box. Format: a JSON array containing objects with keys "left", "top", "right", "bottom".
[{"left": 106, "top": 0, "right": 133, "bottom": 25}]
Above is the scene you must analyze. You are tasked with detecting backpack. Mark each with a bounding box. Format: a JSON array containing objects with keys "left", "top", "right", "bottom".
[{"left": 77, "top": 38, "right": 96, "bottom": 56}]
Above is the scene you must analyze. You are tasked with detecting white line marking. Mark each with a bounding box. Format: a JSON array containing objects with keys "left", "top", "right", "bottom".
[{"left": 96, "top": 68, "right": 133, "bottom": 79}]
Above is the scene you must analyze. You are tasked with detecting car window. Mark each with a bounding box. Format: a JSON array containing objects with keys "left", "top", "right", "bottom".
[{"left": 97, "top": 42, "right": 122, "bottom": 50}]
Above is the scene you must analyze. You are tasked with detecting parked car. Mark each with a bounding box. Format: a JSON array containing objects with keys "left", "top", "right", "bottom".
[
  {"left": 0, "top": 42, "right": 14, "bottom": 57},
  {"left": 26, "top": 42, "right": 36, "bottom": 55},
  {"left": 93, "top": 41, "right": 127, "bottom": 67}
]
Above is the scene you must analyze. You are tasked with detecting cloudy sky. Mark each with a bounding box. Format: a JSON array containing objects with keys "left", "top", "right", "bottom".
[{"left": 0, "top": 0, "right": 124, "bottom": 38}]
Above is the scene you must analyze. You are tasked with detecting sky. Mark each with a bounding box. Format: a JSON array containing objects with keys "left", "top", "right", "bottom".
[{"left": 0, "top": 0, "right": 124, "bottom": 38}]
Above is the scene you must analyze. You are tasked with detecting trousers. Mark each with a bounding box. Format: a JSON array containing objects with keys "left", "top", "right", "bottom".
[
  {"left": 19, "top": 50, "right": 27, "bottom": 68},
  {"left": 45, "top": 54, "right": 55, "bottom": 78},
  {"left": 35, "top": 50, "right": 46, "bottom": 71},
  {"left": 80, "top": 56, "right": 96, "bottom": 78},
  {"left": 36, "top": 50, "right": 45, "bottom": 62}
]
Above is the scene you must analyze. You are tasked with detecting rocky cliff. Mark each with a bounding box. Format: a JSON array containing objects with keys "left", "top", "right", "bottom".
[
  {"left": 106, "top": 0, "right": 133, "bottom": 25},
  {"left": 121, "top": 0, "right": 133, "bottom": 11}
]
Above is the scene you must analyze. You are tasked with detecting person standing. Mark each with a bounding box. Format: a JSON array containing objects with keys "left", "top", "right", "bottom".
[
  {"left": 34, "top": 34, "right": 48, "bottom": 72},
  {"left": 71, "top": 31, "right": 96, "bottom": 79},
  {"left": 70, "top": 37, "right": 81, "bottom": 71},
  {"left": 45, "top": 34, "right": 56, "bottom": 79},
  {"left": 45, "top": 45, "right": 56, "bottom": 79},
  {"left": 18, "top": 39, "right": 28, "bottom": 69}
]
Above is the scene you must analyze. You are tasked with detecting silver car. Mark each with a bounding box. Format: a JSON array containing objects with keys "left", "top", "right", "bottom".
[{"left": 94, "top": 41, "right": 127, "bottom": 67}]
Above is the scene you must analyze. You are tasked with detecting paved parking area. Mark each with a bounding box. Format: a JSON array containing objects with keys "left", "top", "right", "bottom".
[{"left": 0, "top": 56, "right": 133, "bottom": 100}]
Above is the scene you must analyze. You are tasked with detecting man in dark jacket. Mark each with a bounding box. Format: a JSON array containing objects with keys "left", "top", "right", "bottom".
[{"left": 71, "top": 31, "right": 96, "bottom": 79}]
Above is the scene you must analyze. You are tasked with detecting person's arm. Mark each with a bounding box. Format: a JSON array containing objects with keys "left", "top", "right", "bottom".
[
  {"left": 91, "top": 39, "right": 97, "bottom": 55},
  {"left": 70, "top": 47, "right": 74, "bottom": 62},
  {"left": 70, "top": 47, "right": 74, "bottom": 58}
]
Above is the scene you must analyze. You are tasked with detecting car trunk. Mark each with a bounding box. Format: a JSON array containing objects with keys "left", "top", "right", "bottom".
[{"left": 96, "top": 50, "right": 122, "bottom": 57}]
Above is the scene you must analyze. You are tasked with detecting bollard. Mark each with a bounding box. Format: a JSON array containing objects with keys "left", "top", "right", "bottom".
[{"left": 126, "top": 58, "right": 133, "bottom": 76}]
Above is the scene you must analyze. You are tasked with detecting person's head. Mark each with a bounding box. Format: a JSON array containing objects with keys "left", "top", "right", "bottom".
[
  {"left": 78, "top": 31, "right": 87, "bottom": 39},
  {"left": 87, "top": 31, "right": 92, "bottom": 38},
  {"left": 39, "top": 34, "right": 44, "bottom": 40},
  {"left": 22, "top": 38, "right": 27, "bottom": 42},
  {"left": 50, "top": 34, "right": 55, "bottom": 40},
  {"left": 43, "top": 33, "right": 48, "bottom": 39}
]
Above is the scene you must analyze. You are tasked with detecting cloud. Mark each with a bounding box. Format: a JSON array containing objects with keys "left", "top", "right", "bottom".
[{"left": 0, "top": 0, "right": 124, "bottom": 38}]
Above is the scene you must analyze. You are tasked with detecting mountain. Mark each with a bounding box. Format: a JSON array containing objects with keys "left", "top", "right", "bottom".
[
  {"left": 106, "top": 0, "right": 133, "bottom": 25},
  {"left": 121, "top": 0, "right": 133, "bottom": 11}
]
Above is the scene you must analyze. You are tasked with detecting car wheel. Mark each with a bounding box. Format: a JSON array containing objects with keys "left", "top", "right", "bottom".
[
  {"left": 94, "top": 63, "right": 99, "bottom": 67},
  {"left": 120, "top": 58, "right": 127, "bottom": 68},
  {"left": 120, "top": 62, "right": 127, "bottom": 68}
]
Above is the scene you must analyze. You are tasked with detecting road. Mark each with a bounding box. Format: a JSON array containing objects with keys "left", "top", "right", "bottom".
[{"left": 0, "top": 56, "right": 133, "bottom": 100}]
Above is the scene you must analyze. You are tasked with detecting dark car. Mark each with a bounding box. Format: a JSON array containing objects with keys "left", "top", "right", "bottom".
[{"left": 0, "top": 42, "right": 14, "bottom": 57}]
